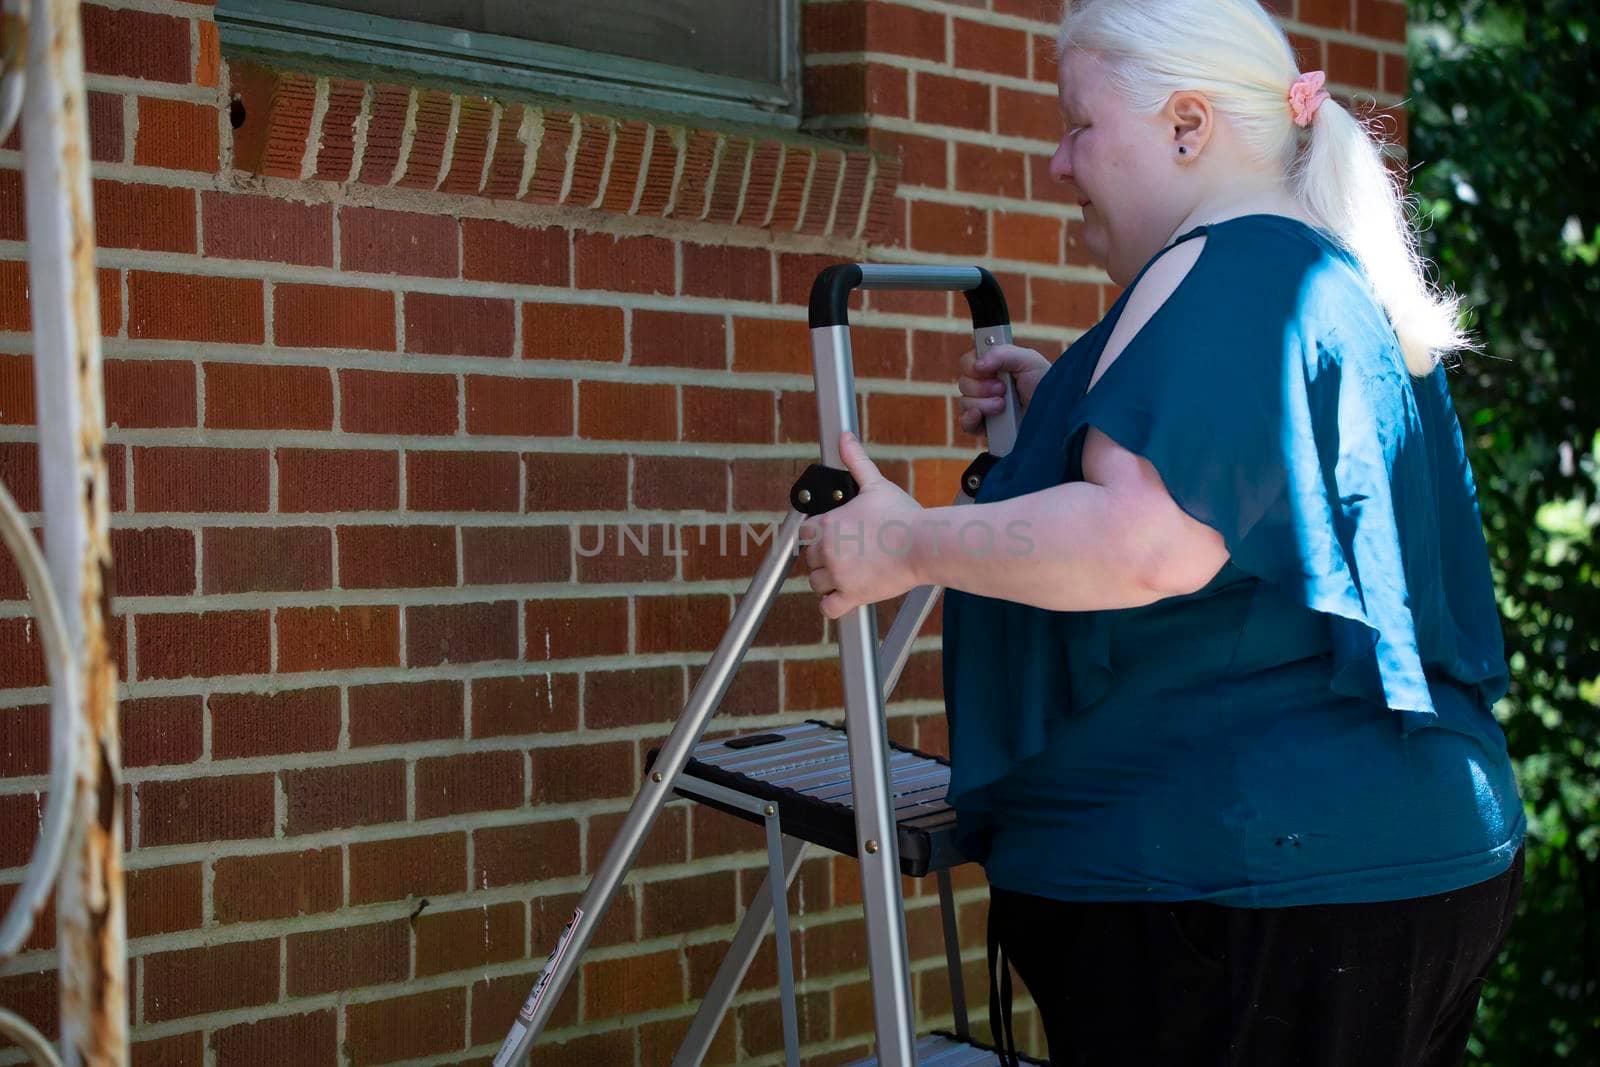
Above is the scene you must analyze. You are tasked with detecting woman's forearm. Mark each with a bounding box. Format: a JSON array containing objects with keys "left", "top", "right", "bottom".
[{"left": 909, "top": 482, "right": 1171, "bottom": 612}]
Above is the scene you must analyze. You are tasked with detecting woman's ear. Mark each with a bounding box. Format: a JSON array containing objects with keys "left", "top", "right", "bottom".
[{"left": 1165, "top": 90, "right": 1213, "bottom": 161}]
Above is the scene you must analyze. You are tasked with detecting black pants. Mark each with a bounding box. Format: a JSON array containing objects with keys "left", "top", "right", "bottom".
[{"left": 986, "top": 847, "right": 1524, "bottom": 1067}]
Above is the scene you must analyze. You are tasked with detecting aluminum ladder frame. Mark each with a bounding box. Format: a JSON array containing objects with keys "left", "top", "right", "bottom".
[{"left": 494, "top": 264, "right": 1020, "bottom": 1066}]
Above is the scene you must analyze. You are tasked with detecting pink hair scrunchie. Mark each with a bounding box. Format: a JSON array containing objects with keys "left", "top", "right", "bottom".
[{"left": 1289, "top": 70, "right": 1330, "bottom": 127}]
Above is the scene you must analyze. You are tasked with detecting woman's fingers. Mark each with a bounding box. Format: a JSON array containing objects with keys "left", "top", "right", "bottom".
[{"left": 807, "top": 566, "right": 834, "bottom": 595}]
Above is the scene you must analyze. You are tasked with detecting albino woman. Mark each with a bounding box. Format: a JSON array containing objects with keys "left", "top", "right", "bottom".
[{"left": 801, "top": 0, "right": 1525, "bottom": 1063}]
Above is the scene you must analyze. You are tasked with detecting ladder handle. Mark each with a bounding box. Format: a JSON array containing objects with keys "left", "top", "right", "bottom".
[{"left": 808, "top": 263, "right": 1010, "bottom": 330}]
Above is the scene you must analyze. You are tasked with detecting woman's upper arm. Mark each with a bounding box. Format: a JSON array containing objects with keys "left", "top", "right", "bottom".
[{"left": 1081, "top": 236, "right": 1231, "bottom": 596}]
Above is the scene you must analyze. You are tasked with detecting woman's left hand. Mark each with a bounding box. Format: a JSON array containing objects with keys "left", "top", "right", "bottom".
[{"left": 802, "top": 431, "right": 926, "bottom": 620}]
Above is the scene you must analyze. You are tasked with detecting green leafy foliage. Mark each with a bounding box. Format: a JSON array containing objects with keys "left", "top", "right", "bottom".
[{"left": 1409, "top": 1, "right": 1599, "bottom": 1061}]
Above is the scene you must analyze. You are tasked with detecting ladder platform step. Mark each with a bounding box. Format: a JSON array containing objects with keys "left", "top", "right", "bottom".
[
  {"left": 843, "top": 1031, "right": 1050, "bottom": 1065},
  {"left": 646, "top": 720, "right": 971, "bottom": 877}
]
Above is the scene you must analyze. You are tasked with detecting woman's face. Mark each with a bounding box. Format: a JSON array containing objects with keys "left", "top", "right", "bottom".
[{"left": 1049, "top": 50, "right": 1188, "bottom": 285}]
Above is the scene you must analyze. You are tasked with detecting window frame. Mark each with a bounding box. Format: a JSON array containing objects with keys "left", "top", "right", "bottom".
[{"left": 216, "top": 0, "right": 804, "bottom": 130}]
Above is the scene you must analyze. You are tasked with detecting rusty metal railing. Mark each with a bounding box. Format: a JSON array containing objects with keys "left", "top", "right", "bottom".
[{"left": 0, "top": 0, "right": 127, "bottom": 1062}]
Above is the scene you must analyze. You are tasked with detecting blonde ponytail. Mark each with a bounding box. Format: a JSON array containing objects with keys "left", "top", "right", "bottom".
[{"left": 1057, "top": 0, "right": 1468, "bottom": 376}]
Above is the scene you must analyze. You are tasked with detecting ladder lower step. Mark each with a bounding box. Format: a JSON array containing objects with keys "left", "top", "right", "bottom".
[
  {"left": 843, "top": 1031, "right": 1050, "bottom": 1066},
  {"left": 645, "top": 720, "right": 971, "bottom": 876}
]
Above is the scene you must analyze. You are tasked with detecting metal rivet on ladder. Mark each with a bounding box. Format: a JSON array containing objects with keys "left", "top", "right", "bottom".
[
  {"left": 965, "top": 474, "right": 980, "bottom": 491},
  {"left": 651, "top": 771, "right": 663, "bottom": 783},
  {"left": 831, "top": 489, "right": 844, "bottom": 501},
  {"left": 763, "top": 804, "right": 775, "bottom": 817},
  {"left": 986, "top": 335, "right": 995, "bottom": 345},
  {"left": 864, "top": 839, "right": 879, "bottom": 854},
  {"left": 796, "top": 489, "right": 811, "bottom": 504}
]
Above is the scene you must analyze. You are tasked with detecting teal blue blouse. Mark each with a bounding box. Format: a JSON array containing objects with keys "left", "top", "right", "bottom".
[{"left": 940, "top": 214, "right": 1525, "bottom": 906}]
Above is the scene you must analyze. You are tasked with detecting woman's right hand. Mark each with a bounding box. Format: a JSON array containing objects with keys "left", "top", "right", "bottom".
[{"left": 956, "top": 344, "right": 1052, "bottom": 438}]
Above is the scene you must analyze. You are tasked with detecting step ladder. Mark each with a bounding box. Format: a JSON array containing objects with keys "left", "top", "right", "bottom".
[{"left": 495, "top": 265, "right": 1032, "bottom": 1066}]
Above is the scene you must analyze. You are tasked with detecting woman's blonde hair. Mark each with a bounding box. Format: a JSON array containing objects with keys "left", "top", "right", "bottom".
[{"left": 1057, "top": 0, "right": 1468, "bottom": 376}]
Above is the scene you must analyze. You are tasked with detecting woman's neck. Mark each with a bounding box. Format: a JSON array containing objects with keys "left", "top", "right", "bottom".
[{"left": 1170, "top": 182, "right": 1318, "bottom": 241}]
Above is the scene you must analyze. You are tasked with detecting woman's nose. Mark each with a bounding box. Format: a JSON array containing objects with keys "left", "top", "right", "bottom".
[{"left": 1048, "top": 137, "right": 1073, "bottom": 183}]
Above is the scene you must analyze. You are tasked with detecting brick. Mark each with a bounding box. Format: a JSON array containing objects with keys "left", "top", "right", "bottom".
[
  {"left": 642, "top": 870, "right": 737, "bottom": 939},
  {"left": 585, "top": 666, "right": 681, "bottom": 729},
  {"left": 355, "top": 83, "right": 411, "bottom": 184},
  {"left": 119, "top": 697, "right": 201, "bottom": 773},
  {"left": 683, "top": 386, "right": 775, "bottom": 444},
  {"left": 574, "top": 232, "right": 674, "bottom": 294},
  {"left": 278, "top": 448, "right": 399, "bottom": 512},
  {"left": 1357, "top": 0, "right": 1407, "bottom": 41},
  {"left": 396, "top": 89, "right": 454, "bottom": 189},
  {"left": 282, "top": 759, "right": 406, "bottom": 834},
  {"left": 203, "top": 361, "right": 333, "bottom": 430},
  {"left": 313, "top": 79, "right": 366, "bottom": 182},
  {"left": 127, "top": 272, "right": 263, "bottom": 344},
  {"left": 803, "top": 1, "right": 864, "bottom": 52},
  {"left": 463, "top": 218, "right": 569, "bottom": 285},
  {"left": 706, "top": 136, "right": 751, "bottom": 224},
  {"left": 340, "top": 206, "right": 458, "bottom": 276},
  {"left": 286, "top": 922, "right": 408, "bottom": 997},
  {"left": 474, "top": 820, "right": 580, "bottom": 887},
  {"left": 345, "top": 988, "right": 466, "bottom": 1064},
  {"left": 201, "top": 192, "right": 333, "bottom": 266},
  {"left": 277, "top": 605, "right": 400, "bottom": 672},
  {"left": 407, "top": 600, "right": 519, "bottom": 666},
  {"left": 104, "top": 359, "right": 197, "bottom": 429},
  {"left": 0, "top": 792, "right": 42, "bottom": 868},
  {"left": 348, "top": 678, "right": 464, "bottom": 746},
  {"left": 213, "top": 848, "right": 341, "bottom": 923},
  {"left": 866, "top": 3, "right": 946, "bottom": 61},
  {"left": 274, "top": 283, "right": 395, "bottom": 350},
  {"left": 202, "top": 525, "right": 332, "bottom": 594},
  {"left": 566, "top": 114, "right": 612, "bottom": 207},
  {"left": 1031, "top": 276, "right": 1102, "bottom": 328},
  {"left": 1328, "top": 41, "right": 1380, "bottom": 89},
  {"left": 339, "top": 369, "right": 456, "bottom": 436},
  {"left": 82, "top": 6, "right": 188, "bottom": 83},
  {"left": 525, "top": 109, "right": 575, "bottom": 204},
  {"left": 404, "top": 292, "right": 516, "bottom": 357},
  {"left": 416, "top": 749, "right": 524, "bottom": 818},
  {"left": 635, "top": 125, "right": 680, "bottom": 218},
  {"left": 601, "top": 119, "right": 650, "bottom": 213},
  {"left": 135, "top": 98, "right": 220, "bottom": 172},
  {"left": 230, "top": 65, "right": 317, "bottom": 178},
  {"left": 955, "top": 143, "right": 1028, "bottom": 198},
  {"left": 471, "top": 672, "right": 578, "bottom": 737},
  {"left": 589, "top": 805, "right": 689, "bottom": 872},
  {"left": 999, "top": 87, "right": 1062, "bottom": 143},
  {"left": 407, "top": 450, "right": 521, "bottom": 512},
  {"left": 441, "top": 97, "right": 496, "bottom": 193},
  {"left": 674, "top": 129, "right": 719, "bottom": 220},
  {"left": 954, "top": 19, "right": 1030, "bottom": 74},
  {"left": 994, "top": 211, "right": 1064, "bottom": 264},
  {"left": 523, "top": 301, "right": 625, "bottom": 361},
  {"left": 767, "top": 145, "right": 811, "bottom": 230},
  {"left": 736, "top": 140, "right": 783, "bottom": 225},
  {"left": 637, "top": 594, "right": 730, "bottom": 655},
  {"left": 92, "top": 181, "right": 196, "bottom": 253},
  {"left": 805, "top": 64, "right": 866, "bottom": 118},
  {"left": 135, "top": 1031, "right": 204, "bottom": 1066},
  {"left": 578, "top": 380, "right": 676, "bottom": 441},
  {"left": 524, "top": 597, "right": 629, "bottom": 660},
  {"left": 195, "top": 19, "right": 220, "bottom": 87},
  {"left": 731, "top": 316, "right": 810, "bottom": 376},
  {"left": 1299, "top": 0, "right": 1354, "bottom": 30},
  {"left": 0, "top": 353, "right": 34, "bottom": 424},
  {"left": 632, "top": 455, "right": 728, "bottom": 512},
  {"left": 583, "top": 947, "right": 684, "bottom": 1018},
  {"left": 526, "top": 452, "right": 627, "bottom": 511},
  {"left": 461, "top": 524, "right": 569, "bottom": 585},
  {"left": 573, "top": 521, "right": 675, "bottom": 585},
  {"left": 415, "top": 901, "right": 524, "bottom": 976},
  {"left": 125, "top": 863, "right": 203, "bottom": 940},
  {"left": 209, "top": 687, "right": 340, "bottom": 760},
  {"left": 338, "top": 524, "right": 456, "bottom": 588},
  {"left": 0, "top": 261, "right": 27, "bottom": 333},
  {"left": 465, "top": 374, "right": 572, "bottom": 436},
  {"left": 633, "top": 310, "right": 727, "bottom": 370},
  {"left": 139, "top": 774, "right": 275, "bottom": 847},
  {"left": 144, "top": 939, "right": 277, "bottom": 1022},
  {"left": 109, "top": 527, "right": 195, "bottom": 597},
  {"left": 910, "top": 200, "right": 987, "bottom": 256},
  {"left": 348, "top": 832, "right": 467, "bottom": 904},
  {"left": 0, "top": 970, "right": 55, "bottom": 1042},
  {"left": 0, "top": 704, "right": 47, "bottom": 777},
  {"left": 681, "top": 244, "right": 770, "bottom": 303},
  {"left": 135, "top": 611, "right": 270, "bottom": 680},
  {"left": 532, "top": 741, "right": 633, "bottom": 805},
  {"left": 211, "top": 1011, "right": 337, "bottom": 1066},
  {"left": 915, "top": 72, "right": 991, "bottom": 131}
]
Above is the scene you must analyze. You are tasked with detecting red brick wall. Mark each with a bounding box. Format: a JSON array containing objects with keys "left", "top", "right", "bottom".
[{"left": 0, "top": 1, "right": 1405, "bottom": 1063}]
